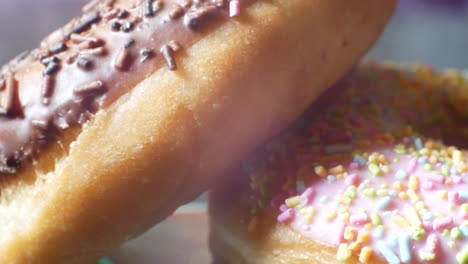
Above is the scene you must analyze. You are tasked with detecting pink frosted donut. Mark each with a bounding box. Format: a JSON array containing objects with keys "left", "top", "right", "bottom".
[{"left": 209, "top": 63, "right": 468, "bottom": 264}]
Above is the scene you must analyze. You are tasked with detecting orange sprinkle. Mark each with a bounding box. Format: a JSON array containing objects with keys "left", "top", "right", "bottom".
[
  {"left": 393, "top": 181, "right": 404, "bottom": 191},
  {"left": 392, "top": 214, "right": 411, "bottom": 227},
  {"left": 314, "top": 165, "right": 328, "bottom": 178},
  {"left": 330, "top": 165, "right": 345, "bottom": 175},
  {"left": 437, "top": 190, "right": 449, "bottom": 200},
  {"left": 409, "top": 176, "right": 419, "bottom": 191},
  {"left": 359, "top": 247, "right": 373, "bottom": 263}
]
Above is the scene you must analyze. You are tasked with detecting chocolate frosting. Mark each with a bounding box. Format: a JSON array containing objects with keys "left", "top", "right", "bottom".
[{"left": 0, "top": 0, "right": 239, "bottom": 174}]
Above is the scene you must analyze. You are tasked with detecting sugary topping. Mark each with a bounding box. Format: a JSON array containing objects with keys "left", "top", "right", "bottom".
[
  {"left": 241, "top": 64, "right": 468, "bottom": 264},
  {"left": 0, "top": 0, "right": 245, "bottom": 174}
]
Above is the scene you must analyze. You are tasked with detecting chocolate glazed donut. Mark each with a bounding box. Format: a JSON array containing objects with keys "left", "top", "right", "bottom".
[{"left": 0, "top": 0, "right": 394, "bottom": 262}]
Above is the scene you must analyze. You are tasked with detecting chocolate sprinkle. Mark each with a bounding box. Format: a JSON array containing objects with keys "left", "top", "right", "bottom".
[
  {"left": 144, "top": 0, "right": 155, "bottom": 17},
  {"left": 168, "top": 4, "right": 185, "bottom": 20},
  {"left": 111, "top": 21, "right": 121, "bottom": 31},
  {"left": 0, "top": 75, "right": 16, "bottom": 115},
  {"left": 41, "top": 56, "right": 58, "bottom": 66},
  {"left": 0, "top": 79, "right": 5, "bottom": 91},
  {"left": 181, "top": 0, "right": 193, "bottom": 8},
  {"left": 41, "top": 75, "right": 55, "bottom": 104},
  {"left": 212, "top": 0, "right": 227, "bottom": 8},
  {"left": 66, "top": 11, "right": 101, "bottom": 39},
  {"left": 168, "top": 40, "right": 181, "bottom": 52},
  {"left": 124, "top": 38, "right": 136, "bottom": 49},
  {"left": 114, "top": 47, "right": 131, "bottom": 70},
  {"left": 184, "top": 5, "right": 217, "bottom": 30},
  {"left": 121, "top": 21, "right": 134, "bottom": 32},
  {"left": 140, "top": 48, "right": 153, "bottom": 62},
  {"left": 49, "top": 43, "right": 67, "bottom": 54},
  {"left": 80, "top": 47, "right": 107, "bottom": 56},
  {"left": 76, "top": 57, "right": 93, "bottom": 70},
  {"left": 74, "top": 80, "right": 105, "bottom": 95},
  {"left": 161, "top": 45, "right": 177, "bottom": 71},
  {"left": 43, "top": 62, "right": 59, "bottom": 76},
  {"left": 31, "top": 119, "right": 49, "bottom": 130},
  {"left": 118, "top": 10, "right": 129, "bottom": 19},
  {"left": 71, "top": 34, "right": 104, "bottom": 49}
]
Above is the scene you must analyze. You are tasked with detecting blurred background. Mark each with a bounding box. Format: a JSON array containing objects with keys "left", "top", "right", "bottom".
[{"left": 0, "top": 0, "right": 467, "bottom": 263}]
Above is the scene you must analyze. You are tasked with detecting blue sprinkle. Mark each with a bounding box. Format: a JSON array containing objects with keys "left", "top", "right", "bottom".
[
  {"left": 376, "top": 196, "right": 392, "bottom": 211},
  {"left": 377, "top": 241, "right": 400, "bottom": 264},
  {"left": 439, "top": 157, "right": 445, "bottom": 163},
  {"left": 353, "top": 154, "right": 367, "bottom": 165},
  {"left": 319, "top": 195, "right": 329, "bottom": 204},
  {"left": 451, "top": 168, "right": 458, "bottom": 175},
  {"left": 325, "top": 144, "right": 352, "bottom": 154},
  {"left": 399, "top": 234, "right": 412, "bottom": 263},
  {"left": 373, "top": 226, "right": 385, "bottom": 239},
  {"left": 327, "top": 175, "right": 336, "bottom": 183},
  {"left": 382, "top": 211, "right": 392, "bottom": 218},
  {"left": 389, "top": 190, "right": 397, "bottom": 197},
  {"left": 418, "top": 157, "right": 427, "bottom": 164},
  {"left": 459, "top": 191, "right": 468, "bottom": 201},
  {"left": 459, "top": 225, "right": 468, "bottom": 237},
  {"left": 423, "top": 212, "right": 434, "bottom": 221},
  {"left": 395, "top": 169, "right": 408, "bottom": 180},
  {"left": 388, "top": 235, "right": 399, "bottom": 247},
  {"left": 413, "top": 137, "right": 423, "bottom": 150}
]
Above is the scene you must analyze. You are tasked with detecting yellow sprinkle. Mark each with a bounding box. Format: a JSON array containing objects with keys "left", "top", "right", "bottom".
[
  {"left": 326, "top": 210, "right": 337, "bottom": 221},
  {"left": 359, "top": 247, "right": 373, "bottom": 263},
  {"left": 340, "top": 212, "right": 350, "bottom": 222},
  {"left": 381, "top": 165, "right": 391, "bottom": 174},
  {"left": 453, "top": 150, "right": 463, "bottom": 164},
  {"left": 285, "top": 196, "right": 301, "bottom": 208},
  {"left": 314, "top": 165, "right": 328, "bottom": 178},
  {"left": 337, "top": 243, "right": 352, "bottom": 261},
  {"left": 303, "top": 207, "right": 316, "bottom": 224},
  {"left": 377, "top": 189, "right": 389, "bottom": 197},
  {"left": 338, "top": 196, "right": 353, "bottom": 206},
  {"left": 392, "top": 214, "right": 411, "bottom": 227},
  {"left": 437, "top": 190, "right": 449, "bottom": 200},
  {"left": 357, "top": 230, "right": 371, "bottom": 243},
  {"left": 349, "top": 242, "right": 361, "bottom": 251},
  {"left": 344, "top": 226, "right": 357, "bottom": 241},
  {"left": 409, "top": 175, "right": 419, "bottom": 191},
  {"left": 330, "top": 165, "right": 345, "bottom": 175},
  {"left": 405, "top": 205, "right": 422, "bottom": 228},
  {"left": 399, "top": 192, "right": 409, "bottom": 200},
  {"left": 420, "top": 148, "right": 429, "bottom": 155},
  {"left": 407, "top": 189, "right": 421, "bottom": 202},
  {"left": 339, "top": 207, "right": 349, "bottom": 214},
  {"left": 393, "top": 181, "right": 404, "bottom": 191},
  {"left": 419, "top": 208, "right": 428, "bottom": 216},
  {"left": 369, "top": 152, "right": 379, "bottom": 163},
  {"left": 429, "top": 155, "right": 438, "bottom": 164},
  {"left": 368, "top": 163, "right": 382, "bottom": 176}
]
